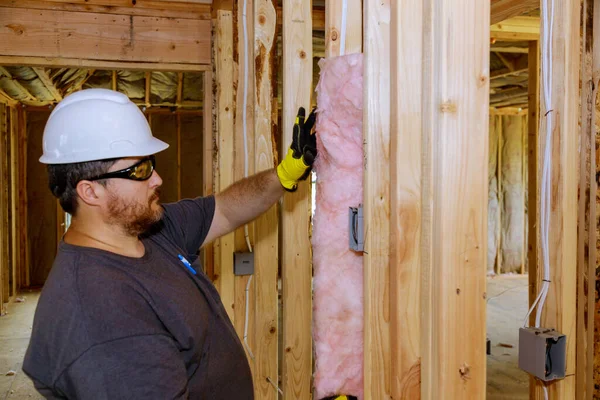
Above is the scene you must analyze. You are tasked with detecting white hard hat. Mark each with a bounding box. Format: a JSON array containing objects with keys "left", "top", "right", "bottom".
[{"left": 39, "top": 88, "right": 169, "bottom": 164}]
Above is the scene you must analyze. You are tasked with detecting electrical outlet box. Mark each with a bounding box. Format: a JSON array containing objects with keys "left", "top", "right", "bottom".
[
  {"left": 518, "top": 327, "right": 566, "bottom": 381},
  {"left": 234, "top": 252, "right": 254, "bottom": 276}
]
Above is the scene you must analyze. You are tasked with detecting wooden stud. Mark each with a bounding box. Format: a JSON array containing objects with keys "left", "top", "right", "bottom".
[
  {"left": 420, "top": 0, "right": 489, "bottom": 398},
  {"left": 214, "top": 10, "right": 236, "bottom": 322},
  {"left": 9, "top": 107, "right": 18, "bottom": 295},
  {"left": 576, "top": 0, "right": 597, "bottom": 398},
  {"left": 0, "top": 104, "right": 6, "bottom": 310},
  {"left": 0, "top": 8, "right": 211, "bottom": 65},
  {"left": 390, "top": 0, "right": 420, "bottom": 397},
  {"left": 276, "top": 7, "right": 325, "bottom": 31},
  {"left": 521, "top": 115, "right": 526, "bottom": 275},
  {"left": 232, "top": 0, "right": 257, "bottom": 390},
  {"left": 176, "top": 72, "right": 184, "bottom": 107},
  {"left": 363, "top": 0, "right": 390, "bottom": 398},
  {"left": 0, "top": 0, "right": 212, "bottom": 20},
  {"left": 0, "top": 89, "right": 17, "bottom": 107},
  {"left": 145, "top": 72, "right": 152, "bottom": 108},
  {"left": 531, "top": 1, "right": 580, "bottom": 398},
  {"left": 281, "top": 0, "right": 312, "bottom": 398},
  {"left": 177, "top": 113, "right": 182, "bottom": 200},
  {"left": 490, "top": 0, "right": 539, "bottom": 25},
  {"left": 325, "top": 0, "right": 362, "bottom": 57},
  {"left": 32, "top": 67, "right": 63, "bottom": 101},
  {"left": 497, "top": 116, "right": 503, "bottom": 275},
  {"left": 202, "top": 71, "right": 214, "bottom": 280},
  {"left": 112, "top": 70, "right": 117, "bottom": 91},
  {"left": 253, "top": 0, "right": 278, "bottom": 398}
]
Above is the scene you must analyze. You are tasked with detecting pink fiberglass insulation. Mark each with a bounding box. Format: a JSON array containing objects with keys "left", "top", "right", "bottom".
[{"left": 312, "top": 53, "right": 364, "bottom": 400}]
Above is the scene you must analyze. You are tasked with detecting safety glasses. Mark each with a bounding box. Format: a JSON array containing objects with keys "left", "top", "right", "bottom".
[{"left": 88, "top": 155, "right": 156, "bottom": 182}]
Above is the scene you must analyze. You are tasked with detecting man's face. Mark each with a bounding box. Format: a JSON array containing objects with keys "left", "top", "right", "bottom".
[{"left": 102, "top": 157, "right": 163, "bottom": 236}]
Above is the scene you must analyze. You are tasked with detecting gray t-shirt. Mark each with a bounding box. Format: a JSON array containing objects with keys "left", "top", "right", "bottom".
[{"left": 23, "top": 196, "right": 254, "bottom": 399}]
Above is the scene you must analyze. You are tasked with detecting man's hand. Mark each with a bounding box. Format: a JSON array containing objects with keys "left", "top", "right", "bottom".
[{"left": 276, "top": 107, "right": 317, "bottom": 191}]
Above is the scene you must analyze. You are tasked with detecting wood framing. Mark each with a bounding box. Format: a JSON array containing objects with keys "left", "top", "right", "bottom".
[
  {"left": 363, "top": 0, "right": 391, "bottom": 398},
  {"left": 9, "top": 107, "right": 18, "bottom": 296},
  {"left": 213, "top": 10, "right": 236, "bottom": 322},
  {"left": 0, "top": 103, "right": 6, "bottom": 310},
  {"left": 490, "top": 0, "right": 539, "bottom": 25},
  {"left": 17, "top": 108, "right": 28, "bottom": 288},
  {"left": 325, "top": 0, "right": 362, "bottom": 57},
  {"left": 281, "top": 0, "right": 312, "bottom": 398},
  {"left": 0, "top": 7, "right": 211, "bottom": 65},
  {"left": 0, "top": 0, "right": 212, "bottom": 20},
  {"left": 577, "top": 1, "right": 597, "bottom": 398},
  {"left": 419, "top": 0, "right": 489, "bottom": 398},
  {"left": 390, "top": 0, "right": 420, "bottom": 397},
  {"left": 202, "top": 71, "right": 214, "bottom": 280},
  {"left": 253, "top": 1, "right": 279, "bottom": 397},
  {"left": 531, "top": 0, "right": 580, "bottom": 398},
  {"left": 32, "top": 68, "right": 62, "bottom": 102},
  {"left": 490, "top": 16, "right": 540, "bottom": 41}
]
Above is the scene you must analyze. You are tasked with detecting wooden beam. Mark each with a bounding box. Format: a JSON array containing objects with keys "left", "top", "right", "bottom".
[
  {"left": 0, "top": 0, "right": 211, "bottom": 20},
  {"left": 0, "top": 56, "right": 211, "bottom": 72},
  {"left": 0, "top": 77, "right": 37, "bottom": 102},
  {"left": 364, "top": 0, "right": 390, "bottom": 398},
  {"left": 0, "top": 88, "right": 17, "bottom": 106},
  {"left": 491, "top": 45, "right": 529, "bottom": 54},
  {"left": 490, "top": 16, "right": 540, "bottom": 41},
  {"left": 496, "top": 116, "right": 503, "bottom": 275},
  {"left": 281, "top": 0, "right": 312, "bottom": 398},
  {"left": 576, "top": 0, "right": 597, "bottom": 398},
  {"left": 491, "top": 68, "right": 528, "bottom": 79},
  {"left": 491, "top": 0, "right": 539, "bottom": 25},
  {"left": 17, "top": 108, "right": 27, "bottom": 288},
  {"left": 9, "top": 107, "right": 18, "bottom": 296},
  {"left": 0, "top": 7, "right": 211, "bottom": 65},
  {"left": 32, "top": 67, "right": 62, "bottom": 101},
  {"left": 214, "top": 10, "right": 235, "bottom": 322},
  {"left": 111, "top": 71, "right": 117, "bottom": 91},
  {"left": 325, "top": 0, "right": 362, "bottom": 57},
  {"left": 0, "top": 103, "right": 6, "bottom": 311},
  {"left": 176, "top": 72, "right": 183, "bottom": 107},
  {"left": 531, "top": 0, "right": 580, "bottom": 398},
  {"left": 145, "top": 72, "right": 151, "bottom": 108},
  {"left": 202, "top": 70, "right": 214, "bottom": 278},
  {"left": 253, "top": 0, "right": 279, "bottom": 397},
  {"left": 420, "top": 0, "right": 489, "bottom": 397},
  {"left": 390, "top": 0, "right": 420, "bottom": 397}
]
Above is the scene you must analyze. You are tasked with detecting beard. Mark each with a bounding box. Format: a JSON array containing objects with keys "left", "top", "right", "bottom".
[{"left": 107, "top": 188, "right": 163, "bottom": 237}]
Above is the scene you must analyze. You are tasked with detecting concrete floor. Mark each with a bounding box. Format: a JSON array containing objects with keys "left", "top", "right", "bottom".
[
  {"left": 0, "top": 290, "right": 42, "bottom": 400},
  {"left": 486, "top": 274, "right": 530, "bottom": 400},
  {"left": 0, "top": 276, "right": 530, "bottom": 399}
]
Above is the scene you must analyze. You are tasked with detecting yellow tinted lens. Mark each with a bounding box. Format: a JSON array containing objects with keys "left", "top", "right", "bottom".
[{"left": 130, "top": 159, "right": 153, "bottom": 179}]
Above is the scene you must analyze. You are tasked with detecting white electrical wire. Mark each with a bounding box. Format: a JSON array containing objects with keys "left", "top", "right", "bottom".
[
  {"left": 339, "top": 0, "right": 348, "bottom": 56},
  {"left": 243, "top": 275, "right": 255, "bottom": 360}
]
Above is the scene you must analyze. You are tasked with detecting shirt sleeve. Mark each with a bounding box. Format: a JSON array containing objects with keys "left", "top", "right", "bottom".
[
  {"left": 160, "top": 196, "right": 216, "bottom": 256},
  {"left": 55, "top": 334, "right": 189, "bottom": 400}
]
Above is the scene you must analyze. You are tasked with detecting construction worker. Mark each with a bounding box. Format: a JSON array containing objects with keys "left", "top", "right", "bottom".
[{"left": 22, "top": 88, "right": 316, "bottom": 399}]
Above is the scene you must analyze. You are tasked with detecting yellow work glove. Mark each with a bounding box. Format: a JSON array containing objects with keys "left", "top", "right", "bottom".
[{"left": 277, "top": 107, "right": 317, "bottom": 192}]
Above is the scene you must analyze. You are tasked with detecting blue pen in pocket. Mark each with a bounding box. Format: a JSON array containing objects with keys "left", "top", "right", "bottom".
[{"left": 178, "top": 254, "right": 197, "bottom": 275}]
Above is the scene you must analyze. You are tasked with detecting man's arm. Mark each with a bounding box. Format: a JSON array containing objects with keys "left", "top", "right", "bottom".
[{"left": 202, "top": 169, "right": 283, "bottom": 246}]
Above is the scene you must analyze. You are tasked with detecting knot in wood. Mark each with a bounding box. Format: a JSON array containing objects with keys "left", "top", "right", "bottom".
[
  {"left": 258, "top": 15, "right": 266, "bottom": 25},
  {"left": 331, "top": 30, "right": 339, "bottom": 41}
]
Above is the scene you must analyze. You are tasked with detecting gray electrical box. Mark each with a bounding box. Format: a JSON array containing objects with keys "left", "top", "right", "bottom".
[
  {"left": 234, "top": 252, "right": 254, "bottom": 276},
  {"left": 349, "top": 204, "right": 364, "bottom": 252},
  {"left": 518, "top": 327, "right": 566, "bottom": 381}
]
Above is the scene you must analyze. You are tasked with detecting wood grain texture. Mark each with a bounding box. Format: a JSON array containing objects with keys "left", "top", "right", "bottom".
[
  {"left": 0, "top": 7, "right": 211, "bottom": 65},
  {"left": 0, "top": 104, "right": 6, "bottom": 306},
  {"left": 363, "top": 0, "right": 391, "bottom": 398},
  {"left": 527, "top": 40, "right": 539, "bottom": 330},
  {"left": 9, "top": 107, "right": 18, "bottom": 295},
  {"left": 202, "top": 71, "right": 214, "bottom": 279},
  {"left": 214, "top": 10, "right": 236, "bottom": 322},
  {"left": 421, "top": 0, "right": 489, "bottom": 398},
  {"left": 490, "top": 16, "right": 540, "bottom": 41},
  {"left": 254, "top": 0, "right": 279, "bottom": 398},
  {"left": 17, "top": 108, "right": 28, "bottom": 288},
  {"left": 325, "top": 0, "right": 362, "bottom": 57},
  {"left": 578, "top": 1, "right": 596, "bottom": 397},
  {"left": 26, "top": 111, "right": 55, "bottom": 287},
  {"left": 390, "top": 0, "right": 421, "bottom": 398},
  {"left": 0, "top": 0, "right": 211, "bottom": 20},
  {"left": 281, "top": 0, "right": 312, "bottom": 398},
  {"left": 532, "top": 0, "right": 580, "bottom": 398},
  {"left": 490, "top": 0, "right": 539, "bottom": 25}
]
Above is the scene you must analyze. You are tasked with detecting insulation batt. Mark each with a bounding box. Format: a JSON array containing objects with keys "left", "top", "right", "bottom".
[{"left": 312, "top": 53, "right": 364, "bottom": 400}]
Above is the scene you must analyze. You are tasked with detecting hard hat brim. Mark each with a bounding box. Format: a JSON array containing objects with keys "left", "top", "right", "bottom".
[{"left": 39, "top": 137, "right": 169, "bottom": 165}]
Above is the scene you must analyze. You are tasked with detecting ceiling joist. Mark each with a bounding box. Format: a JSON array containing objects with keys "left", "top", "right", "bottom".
[
  {"left": 32, "top": 67, "right": 63, "bottom": 101},
  {"left": 491, "top": 0, "right": 539, "bottom": 25}
]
